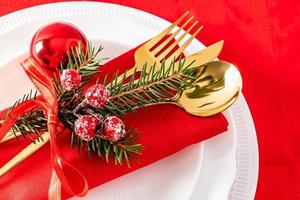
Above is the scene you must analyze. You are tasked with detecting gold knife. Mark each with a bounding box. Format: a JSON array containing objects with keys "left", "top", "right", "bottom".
[{"left": 174, "top": 40, "right": 223, "bottom": 67}]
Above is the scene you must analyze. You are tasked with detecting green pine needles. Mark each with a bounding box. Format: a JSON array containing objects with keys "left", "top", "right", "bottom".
[{"left": 104, "top": 59, "right": 199, "bottom": 115}]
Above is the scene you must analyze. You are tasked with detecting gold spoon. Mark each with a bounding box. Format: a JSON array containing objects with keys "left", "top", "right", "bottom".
[{"left": 162, "top": 60, "right": 243, "bottom": 116}]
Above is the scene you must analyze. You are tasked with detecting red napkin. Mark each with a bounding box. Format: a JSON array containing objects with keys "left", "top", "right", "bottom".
[{"left": 0, "top": 46, "right": 228, "bottom": 199}]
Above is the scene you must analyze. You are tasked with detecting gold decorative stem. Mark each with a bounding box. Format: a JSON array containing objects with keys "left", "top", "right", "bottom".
[
  {"left": 0, "top": 132, "right": 50, "bottom": 177},
  {"left": 0, "top": 120, "right": 22, "bottom": 143},
  {"left": 1, "top": 131, "right": 23, "bottom": 143}
]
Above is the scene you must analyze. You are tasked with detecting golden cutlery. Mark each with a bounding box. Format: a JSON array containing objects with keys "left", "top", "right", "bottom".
[
  {"left": 0, "top": 40, "right": 223, "bottom": 144},
  {"left": 0, "top": 12, "right": 229, "bottom": 176},
  {"left": 121, "top": 40, "right": 224, "bottom": 87},
  {"left": 0, "top": 12, "right": 218, "bottom": 144}
]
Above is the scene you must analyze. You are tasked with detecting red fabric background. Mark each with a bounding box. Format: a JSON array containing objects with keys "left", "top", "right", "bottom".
[{"left": 0, "top": 0, "right": 299, "bottom": 199}]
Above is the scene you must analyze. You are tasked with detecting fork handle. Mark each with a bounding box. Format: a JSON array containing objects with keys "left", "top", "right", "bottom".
[
  {"left": 1, "top": 131, "right": 23, "bottom": 143},
  {"left": 0, "top": 132, "right": 50, "bottom": 177}
]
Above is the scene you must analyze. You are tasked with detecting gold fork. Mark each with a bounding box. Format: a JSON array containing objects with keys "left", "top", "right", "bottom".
[{"left": 113, "top": 11, "right": 203, "bottom": 84}]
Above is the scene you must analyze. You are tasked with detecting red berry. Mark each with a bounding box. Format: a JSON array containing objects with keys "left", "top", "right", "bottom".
[
  {"left": 60, "top": 69, "right": 81, "bottom": 90},
  {"left": 74, "top": 115, "right": 98, "bottom": 141},
  {"left": 103, "top": 116, "right": 126, "bottom": 142},
  {"left": 85, "top": 84, "right": 110, "bottom": 108}
]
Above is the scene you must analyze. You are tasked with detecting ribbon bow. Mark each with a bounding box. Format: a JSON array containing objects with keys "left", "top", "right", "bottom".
[{"left": 0, "top": 58, "right": 88, "bottom": 199}]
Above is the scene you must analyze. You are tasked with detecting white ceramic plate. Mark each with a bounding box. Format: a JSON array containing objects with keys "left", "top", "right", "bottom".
[{"left": 0, "top": 2, "right": 258, "bottom": 200}]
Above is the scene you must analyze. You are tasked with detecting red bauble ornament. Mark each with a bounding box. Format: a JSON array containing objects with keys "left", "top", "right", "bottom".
[
  {"left": 74, "top": 115, "right": 98, "bottom": 141},
  {"left": 30, "top": 22, "right": 87, "bottom": 71},
  {"left": 85, "top": 84, "right": 110, "bottom": 108},
  {"left": 103, "top": 116, "right": 126, "bottom": 142},
  {"left": 60, "top": 69, "right": 81, "bottom": 90}
]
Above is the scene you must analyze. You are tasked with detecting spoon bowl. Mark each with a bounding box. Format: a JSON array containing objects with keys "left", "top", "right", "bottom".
[{"left": 176, "top": 61, "right": 242, "bottom": 116}]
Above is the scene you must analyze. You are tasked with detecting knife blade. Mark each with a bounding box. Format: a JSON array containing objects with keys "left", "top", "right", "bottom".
[{"left": 182, "top": 40, "right": 224, "bottom": 67}]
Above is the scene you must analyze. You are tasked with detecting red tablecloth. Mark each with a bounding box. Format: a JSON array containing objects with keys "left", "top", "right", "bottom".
[{"left": 0, "top": 0, "right": 299, "bottom": 199}]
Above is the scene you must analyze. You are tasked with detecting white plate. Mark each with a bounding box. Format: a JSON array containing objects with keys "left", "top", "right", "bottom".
[{"left": 0, "top": 2, "right": 258, "bottom": 200}]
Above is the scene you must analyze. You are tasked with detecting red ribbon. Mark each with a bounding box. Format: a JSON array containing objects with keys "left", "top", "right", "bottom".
[{"left": 0, "top": 57, "right": 88, "bottom": 198}]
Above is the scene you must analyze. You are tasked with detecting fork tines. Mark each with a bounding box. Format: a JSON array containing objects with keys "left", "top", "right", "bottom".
[{"left": 148, "top": 11, "right": 203, "bottom": 62}]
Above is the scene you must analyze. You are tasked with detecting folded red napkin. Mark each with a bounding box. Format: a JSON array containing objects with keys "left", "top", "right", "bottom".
[{"left": 0, "top": 45, "right": 228, "bottom": 199}]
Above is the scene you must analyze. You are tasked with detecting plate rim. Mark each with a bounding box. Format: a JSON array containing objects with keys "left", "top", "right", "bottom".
[{"left": 0, "top": 2, "right": 259, "bottom": 200}]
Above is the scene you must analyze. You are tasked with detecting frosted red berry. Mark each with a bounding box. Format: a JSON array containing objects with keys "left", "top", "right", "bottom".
[
  {"left": 85, "top": 84, "right": 110, "bottom": 108},
  {"left": 60, "top": 69, "right": 81, "bottom": 90},
  {"left": 74, "top": 115, "right": 98, "bottom": 141},
  {"left": 103, "top": 116, "right": 126, "bottom": 142}
]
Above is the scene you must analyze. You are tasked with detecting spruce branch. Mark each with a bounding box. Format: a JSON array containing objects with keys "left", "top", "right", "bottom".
[
  {"left": 3, "top": 42, "right": 202, "bottom": 167},
  {"left": 1, "top": 90, "right": 47, "bottom": 142},
  {"left": 66, "top": 41, "right": 104, "bottom": 75},
  {"left": 104, "top": 59, "right": 199, "bottom": 115},
  {"left": 70, "top": 128, "right": 143, "bottom": 167},
  {"left": 54, "top": 41, "right": 104, "bottom": 98},
  {"left": 1, "top": 89, "right": 38, "bottom": 120}
]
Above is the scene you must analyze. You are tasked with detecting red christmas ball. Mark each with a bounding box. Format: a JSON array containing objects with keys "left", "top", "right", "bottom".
[
  {"left": 85, "top": 84, "right": 110, "bottom": 108},
  {"left": 60, "top": 69, "right": 81, "bottom": 90},
  {"left": 74, "top": 115, "right": 98, "bottom": 141},
  {"left": 30, "top": 22, "right": 87, "bottom": 71},
  {"left": 103, "top": 116, "right": 126, "bottom": 142}
]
